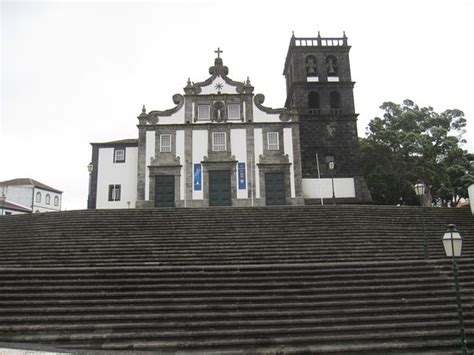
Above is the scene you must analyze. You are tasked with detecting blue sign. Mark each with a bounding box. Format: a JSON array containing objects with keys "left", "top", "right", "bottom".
[
  {"left": 194, "top": 164, "right": 202, "bottom": 191},
  {"left": 238, "top": 162, "right": 246, "bottom": 190}
]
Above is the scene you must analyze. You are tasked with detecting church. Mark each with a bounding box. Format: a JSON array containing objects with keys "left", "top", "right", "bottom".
[{"left": 88, "top": 33, "right": 371, "bottom": 209}]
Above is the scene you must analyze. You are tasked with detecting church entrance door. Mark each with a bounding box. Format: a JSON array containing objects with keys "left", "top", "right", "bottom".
[
  {"left": 265, "top": 172, "right": 286, "bottom": 205},
  {"left": 209, "top": 170, "right": 231, "bottom": 206},
  {"left": 155, "top": 175, "right": 175, "bottom": 207}
]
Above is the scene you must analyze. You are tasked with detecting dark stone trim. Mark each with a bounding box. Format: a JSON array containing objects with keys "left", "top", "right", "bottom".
[
  {"left": 140, "top": 94, "right": 185, "bottom": 125},
  {"left": 148, "top": 164, "right": 183, "bottom": 208},
  {"left": 254, "top": 94, "right": 298, "bottom": 122},
  {"left": 185, "top": 58, "right": 254, "bottom": 95},
  {"left": 88, "top": 145, "right": 99, "bottom": 209},
  {"left": 90, "top": 140, "right": 138, "bottom": 148},
  {"left": 201, "top": 159, "right": 238, "bottom": 207},
  {"left": 257, "top": 162, "right": 292, "bottom": 206},
  {"left": 113, "top": 147, "right": 126, "bottom": 164}
]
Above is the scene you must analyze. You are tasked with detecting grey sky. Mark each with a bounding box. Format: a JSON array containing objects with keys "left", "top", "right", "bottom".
[{"left": 1, "top": 0, "right": 473, "bottom": 210}]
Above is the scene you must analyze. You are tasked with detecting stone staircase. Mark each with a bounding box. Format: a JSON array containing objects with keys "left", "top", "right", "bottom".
[{"left": 0, "top": 205, "right": 473, "bottom": 353}]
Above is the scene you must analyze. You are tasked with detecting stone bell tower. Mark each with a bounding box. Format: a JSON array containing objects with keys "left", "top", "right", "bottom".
[{"left": 283, "top": 32, "right": 371, "bottom": 203}]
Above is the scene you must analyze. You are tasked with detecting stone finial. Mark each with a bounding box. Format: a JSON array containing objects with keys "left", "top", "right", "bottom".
[
  {"left": 291, "top": 31, "right": 295, "bottom": 37},
  {"left": 142, "top": 105, "right": 146, "bottom": 114},
  {"left": 318, "top": 30, "right": 321, "bottom": 38},
  {"left": 245, "top": 76, "right": 251, "bottom": 86}
]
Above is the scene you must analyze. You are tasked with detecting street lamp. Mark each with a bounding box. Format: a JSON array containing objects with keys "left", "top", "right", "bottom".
[
  {"left": 0, "top": 195, "right": 5, "bottom": 216},
  {"left": 87, "top": 162, "right": 94, "bottom": 209},
  {"left": 414, "top": 181, "right": 428, "bottom": 259},
  {"left": 442, "top": 224, "right": 469, "bottom": 355},
  {"left": 328, "top": 161, "right": 336, "bottom": 205}
]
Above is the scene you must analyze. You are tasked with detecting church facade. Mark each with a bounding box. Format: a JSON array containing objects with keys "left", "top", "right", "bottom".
[{"left": 88, "top": 33, "right": 370, "bottom": 209}]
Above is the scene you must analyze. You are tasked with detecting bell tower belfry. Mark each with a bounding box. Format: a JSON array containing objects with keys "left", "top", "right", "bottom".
[{"left": 283, "top": 32, "right": 371, "bottom": 203}]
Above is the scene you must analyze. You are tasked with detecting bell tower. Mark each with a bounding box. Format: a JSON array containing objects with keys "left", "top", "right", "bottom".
[{"left": 283, "top": 32, "right": 371, "bottom": 203}]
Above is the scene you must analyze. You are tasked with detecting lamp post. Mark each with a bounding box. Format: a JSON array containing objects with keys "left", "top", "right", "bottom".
[
  {"left": 87, "top": 162, "right": 93, "bottom": 209},
  {"left": 442, "top": 224, "right": 468, "bottom": 355},
  {"left": 0, "top": 195, "right": 5, "bottom": 216},
  {"left": 328, "top": 161, "right": 336, "bottom": 205},
  {"left": 414, "top": 182, "right": 428, "bottom": 259}
]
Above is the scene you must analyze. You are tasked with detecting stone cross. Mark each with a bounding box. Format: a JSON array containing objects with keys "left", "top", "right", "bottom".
[{"left": 215, "top": 47, "right": 223, "bottom": 58}]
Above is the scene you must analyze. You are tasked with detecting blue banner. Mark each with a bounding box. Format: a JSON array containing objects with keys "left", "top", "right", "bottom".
[
  {"left": 238, "top": 162, "right": 246, "bottom": 190},
  {"left": 194, "top": 164, "right": 202, "bottom": 191}
]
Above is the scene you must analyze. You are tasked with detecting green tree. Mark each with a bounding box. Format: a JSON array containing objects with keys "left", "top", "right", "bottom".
[{"left": 360, "top": 99, "right": 474, "bottom": 206}]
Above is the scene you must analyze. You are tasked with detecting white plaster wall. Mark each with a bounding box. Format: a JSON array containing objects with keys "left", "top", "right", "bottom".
[
  {"left": 283, "top": 128, "right": 295, "bottom": 198},
  {"left": 254, "top": 128, "right": 263, "bottom": 198},
  {"left": 302, "top": 178, "right": 355, "bottom": 199},
  {"left": 2, "top": 186, "right": 33, "bottom": 209},
  {"left": 96, "top": 147, "right": 138, "bottom": 209},
  {"left": 252, "top": 103, "right": 281, "bottom": 123},
  {"left": 159, "top": 106, "right": 185, "bottom": 124},
  {"left": 192, "top": 130, "right": 208, "bottom": 200},
  {"left": 2, "top": 208, "right": 29, "bottom": 215},
  {"left": 231, "top": 129, "right": 247, "bottom": 199},
  {"left": 468, "top": 184, "right": 474, "bottom": 215},
  {"left": 175, "top": 130, "right": 185, "bottom": 201},
  {"left": 145, "top": 131, "right": 155, "bottom": 201},
  {"left": 199, "top": 76, "right": 237, "bottom": 95},
  {"left": 32, "top": 187, "right": 62, "bottom": 212}
]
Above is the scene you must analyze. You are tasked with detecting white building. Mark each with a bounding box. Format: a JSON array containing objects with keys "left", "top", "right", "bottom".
[
  {"left": 0, "top": 178, "right": 63, "bottom": 214},
  {"left": 88, "top": 53, "right": 304, "bottom": 209}
]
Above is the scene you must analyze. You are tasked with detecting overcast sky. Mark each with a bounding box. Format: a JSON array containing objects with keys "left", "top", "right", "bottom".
[{"left": 1, "top": 0, "right": 473, "bottom": 210}]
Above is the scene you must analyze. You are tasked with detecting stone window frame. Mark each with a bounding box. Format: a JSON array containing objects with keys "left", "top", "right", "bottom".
[
  {"left": 212, "top": 132, "right": 227, "bottom": 152},
  {"left": 54, "top": 196, "right": 59, "bottom": 206},
  {"left": 227, "top": 103, "right": 241, "bottom": 120},
  {"left": 35, "top": 191, "right": 41, "bottom": 203},
  {"left": 267, "top": 132, "right": 279, "bottom": 151},
  {"left": 113, "top": 148, "right": 126, "bottom": 163},
  {"left": 108, "top": 184, "right": 121, "bottom": 201},
  {"left": 262, "top": 126, "right": 284, "bottom": 155},
  {"left": 197, "top": 104, "right": 211, "bottom": 121},
  {"left": 159, "top": 134, "right": 172, "bottom": 153},
  {"left": 45, "top": 194, "right": 50, "bottom": 205}
]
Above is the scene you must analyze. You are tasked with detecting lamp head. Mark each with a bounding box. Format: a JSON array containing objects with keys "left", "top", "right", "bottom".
[
  {"left": 414, "top": 181, "right": 425, "bottom": 196},
  {"left": 443, "top": 224, "right": 463, "bottom": 257}
]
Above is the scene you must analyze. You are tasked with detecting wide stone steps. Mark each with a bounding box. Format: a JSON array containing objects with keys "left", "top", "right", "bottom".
[
  {"left": 0, "top": 260, "right": 473, "bottom": 352},
  {"left": 0, "top": 205, "right": 473, "bottom": 353},
  {"left": 1, "top": 206, "right": 473, "bottom": 267}
]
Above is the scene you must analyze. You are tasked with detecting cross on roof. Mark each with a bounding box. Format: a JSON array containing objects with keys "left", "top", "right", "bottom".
[{"left": 214, "top": 47, "right": 223, "bottom": 58}]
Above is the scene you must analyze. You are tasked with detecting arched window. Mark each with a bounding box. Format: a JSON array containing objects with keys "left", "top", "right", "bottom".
[
  {"left": 308, "top": 91, "right": 320, "bottom": 115},
  {"left": 326, "top": 56, "right": 338, "bottom": 76},
  {"left": 305, "top": 55, "right": 318, "bottom": 77},
  {"left": 54, "top": 196, "right": 59, "bottom": 206},
  {"left": 308, "top": 92, "right": 320, "bottom": 109},
  {"left": 45, "top": 194, "right": 50, "bottom": 205},
  {"left": 35, "top": 192, "right": 41, "bottom": 203},
  {"left": 330, "top": 91, "right": 342, "bottom": 113}
]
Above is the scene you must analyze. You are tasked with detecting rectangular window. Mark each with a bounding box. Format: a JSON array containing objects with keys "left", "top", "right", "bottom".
[
  {"left": 212, "top": 132, "right": 226, "bottom": 151},
  {"left": 267, "top": 132, "right": 279, "bottom": 150},
  {"left": 108, "top": 184, "right": 121, "bottom": 201},
  {"left": 160, "top": 134, "right": 172, "bottom": 152},
  {"left": 227, "top": 104, "right": 240, "bottom": 120},
  {"left": 114, "top": 148, "right": 125, "bottom": 163},
  {"left": 197, "top": 105, "right": 210, "bottom": 120}
]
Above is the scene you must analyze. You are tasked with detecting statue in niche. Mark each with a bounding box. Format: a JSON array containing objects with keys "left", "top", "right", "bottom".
[
  {"left": 305, "top": 56, "right": 317, "bottom": 77},
  {"left": 212, "top": 101, "right": 226, "bottom": 122},
  {"left": 327, "top": 57, "right": 337, "bottom": 76}
]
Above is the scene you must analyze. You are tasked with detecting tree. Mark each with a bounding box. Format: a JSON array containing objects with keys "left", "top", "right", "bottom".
[{"left": 360, "top": 99, "right": 474, "bottom": 206}]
